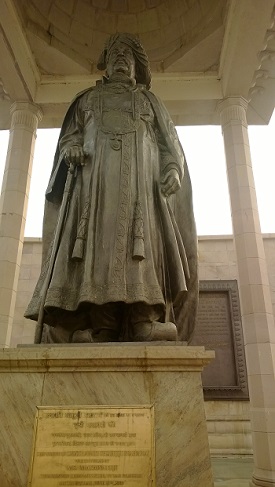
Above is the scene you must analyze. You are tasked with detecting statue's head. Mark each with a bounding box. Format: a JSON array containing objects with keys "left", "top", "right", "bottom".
[{"left": 97, "top": 33, "right": 151, "bottom": 89}]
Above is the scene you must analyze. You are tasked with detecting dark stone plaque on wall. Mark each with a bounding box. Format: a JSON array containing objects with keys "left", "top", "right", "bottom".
[{"left": 191, "top": 280, "right": 249, "bottom": 400}]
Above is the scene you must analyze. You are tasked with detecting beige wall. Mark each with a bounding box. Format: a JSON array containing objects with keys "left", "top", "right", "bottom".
[
  {"left": 13, "top": 233, "right": 275, "bottom": 347},
  {"left": 205, "top": 401, "right": 252, "bottom": 456},
  {"left": 13, "top": 233, "right": 275, "bottom": 456},
  {"left": 11, "top": 238, "right": 42, "bottom": 347},
  {"left": 198, "top": 235, "right": 238, "bottom": 281},
  {"left": 9, "top": 235, "right": 229, "bottom": 343}
]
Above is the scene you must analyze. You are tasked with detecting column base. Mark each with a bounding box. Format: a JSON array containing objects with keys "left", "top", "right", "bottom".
[{"left": 251, "top": 474, "right": 275, "bottom": 486}]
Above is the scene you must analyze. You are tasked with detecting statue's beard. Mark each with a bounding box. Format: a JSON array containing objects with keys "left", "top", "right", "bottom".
[{"left": 107, "top": 72, "right": 135, "bottom": 85}]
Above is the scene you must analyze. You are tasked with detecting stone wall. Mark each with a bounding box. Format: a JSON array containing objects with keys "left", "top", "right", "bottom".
[
  {"left": 11, "top": 235, "right": 243, "bottom": 347},
  {"left": 13, "top": 234, "right": 275, "bottom": 347},
  {"left": 12, "top": 234, "right": 275, "bottom": 456},
  {"left": 11, "top": 238, "right": 42, "bottom": 347},
  {"left": 205, "top": 401, "right": 252, "bottom": 456}
]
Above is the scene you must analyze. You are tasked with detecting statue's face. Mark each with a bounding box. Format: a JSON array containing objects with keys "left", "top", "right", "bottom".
[{"left": 106, "top": 42, "right": 135, "bottom": 79}]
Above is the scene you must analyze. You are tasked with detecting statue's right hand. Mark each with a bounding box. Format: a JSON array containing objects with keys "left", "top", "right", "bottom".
[{"left": 64, "top": 146, "right": 86, "bottom": 166}]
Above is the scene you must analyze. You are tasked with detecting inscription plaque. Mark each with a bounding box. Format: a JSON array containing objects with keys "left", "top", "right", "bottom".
[
  {"left": 28, "top": 406, "right": 155, "bottom": 487},
  {"left": 191, "top": 280, "right": 249, "bottom": 400}
]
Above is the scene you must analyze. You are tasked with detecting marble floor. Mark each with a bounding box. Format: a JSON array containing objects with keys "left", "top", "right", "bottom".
[{"left": 212, "top": 457, "right": 254, "bottom": 486}]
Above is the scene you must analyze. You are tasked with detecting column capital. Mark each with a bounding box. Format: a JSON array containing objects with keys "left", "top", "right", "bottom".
[
  {"left": 10, "top": 101, "right": 43, "bottom": 131},
  {"left": 218, "top": 96, "right": 249, "bottom": 128}
]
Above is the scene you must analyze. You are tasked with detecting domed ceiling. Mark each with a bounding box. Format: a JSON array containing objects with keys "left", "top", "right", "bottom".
[
  {"left": 15, "top": 0, "right": 226, "bottom": 75},
  {"left": 0, "top": 0, "right": 275, "bottom": 128}
]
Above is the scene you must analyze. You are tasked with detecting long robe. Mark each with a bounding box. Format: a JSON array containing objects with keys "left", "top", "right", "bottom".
[{"left": 25, "top": 76, "right": 198, "bottom": 341}]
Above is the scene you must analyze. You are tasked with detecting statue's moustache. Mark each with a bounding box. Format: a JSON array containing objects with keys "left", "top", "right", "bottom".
[{"left": 114, "top": 56, "right": 128, "bottom": 63}]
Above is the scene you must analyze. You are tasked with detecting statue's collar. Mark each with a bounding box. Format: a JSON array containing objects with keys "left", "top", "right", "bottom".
[{"left": 102, "top": 73, "right": 136, "bottom": 88}]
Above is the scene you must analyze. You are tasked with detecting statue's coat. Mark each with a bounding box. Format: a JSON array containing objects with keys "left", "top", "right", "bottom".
[{"left": 25, "top": 79, "right": 198, "bottom": 341}]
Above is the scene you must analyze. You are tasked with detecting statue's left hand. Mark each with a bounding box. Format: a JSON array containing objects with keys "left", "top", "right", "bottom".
[{"left": 161, "top": 168, "right": 181, "bottom": 197}]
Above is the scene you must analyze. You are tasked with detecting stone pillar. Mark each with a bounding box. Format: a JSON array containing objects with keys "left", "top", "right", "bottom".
[
  {"left": 0, "top": 102, "right": 42, "bottom": 348},
  {"left": 219, "top": 96, "right": 275, "bottom": 487}
]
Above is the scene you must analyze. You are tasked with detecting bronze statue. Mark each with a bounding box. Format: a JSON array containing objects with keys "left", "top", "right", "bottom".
[{"left": 25, "top": 33, "right": 198, "bottom": 343}]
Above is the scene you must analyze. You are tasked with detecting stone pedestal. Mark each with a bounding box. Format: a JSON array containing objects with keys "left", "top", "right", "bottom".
[{"left": 0, "top": 344, "right": 214, "bottom": 487}]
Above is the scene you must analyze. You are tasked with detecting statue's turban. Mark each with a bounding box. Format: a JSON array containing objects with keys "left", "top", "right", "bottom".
[{"left": 97, "top": 33, "right": 152, "bottom": 89}]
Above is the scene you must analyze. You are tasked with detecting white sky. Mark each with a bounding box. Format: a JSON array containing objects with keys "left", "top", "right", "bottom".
[{"left": 0, "top": 110, "right": 274, "bottom": 237}]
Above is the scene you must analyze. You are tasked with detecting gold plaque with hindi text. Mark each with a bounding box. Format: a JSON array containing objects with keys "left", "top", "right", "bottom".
[{"left": 28, "top": 406, "right": 155, "bottom": 487}]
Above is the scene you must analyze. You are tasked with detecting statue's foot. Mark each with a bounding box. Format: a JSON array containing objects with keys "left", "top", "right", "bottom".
[
  {"left": 92, "top": 328, "right": 120, "bottom": 342},
  {"left": 71, "top": 329, "right": 93, "bottom": 343},
  {"left": 132, "top": 321, "right": 178, "bottom": 341}
]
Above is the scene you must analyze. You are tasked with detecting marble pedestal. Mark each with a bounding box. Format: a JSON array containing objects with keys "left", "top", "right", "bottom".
[{"left": 0, "top": 344, "right": 214, "bottom": 487}]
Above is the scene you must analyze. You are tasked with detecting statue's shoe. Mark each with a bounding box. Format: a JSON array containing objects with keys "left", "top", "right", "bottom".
[
  {"left": 132, "top": 321, "right": 178, "bottom": 341},
  {"left": 71, "top": 329, "right": 93, "bottom": 343}
]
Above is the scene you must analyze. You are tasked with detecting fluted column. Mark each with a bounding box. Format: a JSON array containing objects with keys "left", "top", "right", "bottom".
[
  {"left": 0, "top": 102, "right": 42, "bottom": 347},
  {"left": 219, "top": 96, "right": 275, "bottom": 487}
]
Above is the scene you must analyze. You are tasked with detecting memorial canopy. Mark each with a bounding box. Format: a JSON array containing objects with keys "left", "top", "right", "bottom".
[
  {"left": 0, "top": 0, "right": 275, "bottom": 128},
  {"left": 1, "top": 4, "right": 275, "bottom": 484}
]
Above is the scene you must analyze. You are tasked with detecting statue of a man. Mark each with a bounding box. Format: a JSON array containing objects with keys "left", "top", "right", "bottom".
[{"left": 25, "top": 33, "right": 198, "bottom": 344}]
